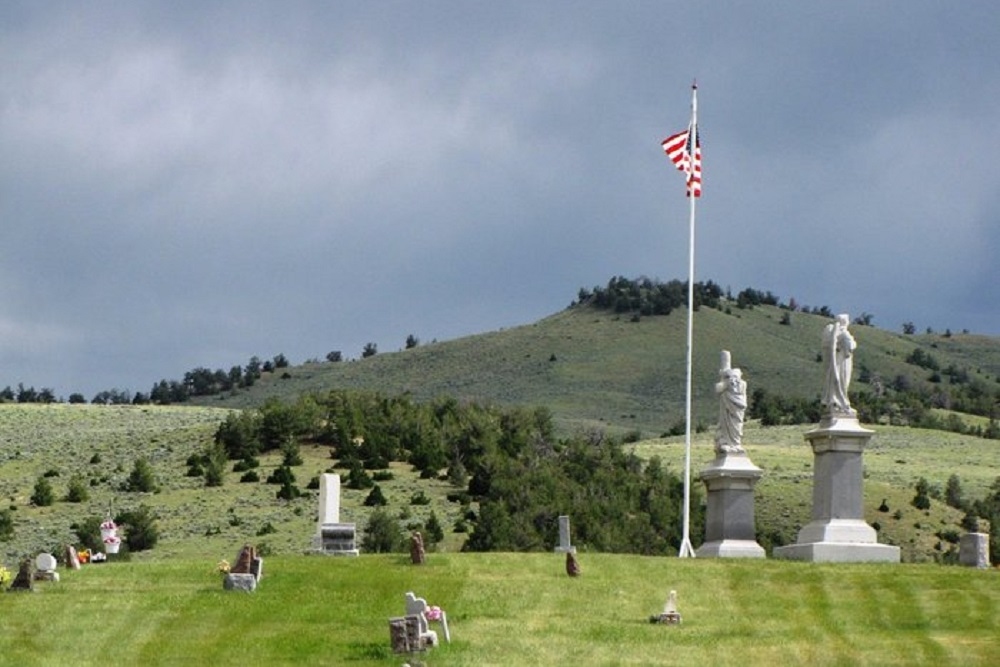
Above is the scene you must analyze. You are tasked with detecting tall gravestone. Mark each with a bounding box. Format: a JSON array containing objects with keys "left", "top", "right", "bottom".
[
  {"left": 313, "top": 473, "right": 359, "bottom": 556},
  {"left": 696, "top": 351, "right": 765, "bottom": 558},
  {"left": 554, "top": 515, "right": 576, "bottom": 554},
  {"left": 774, "top": 315, "right": 900, "bottom": 563}
]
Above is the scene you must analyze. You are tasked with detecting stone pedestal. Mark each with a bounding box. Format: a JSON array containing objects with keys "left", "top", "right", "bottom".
[
  {"left": 774, "top": 416, "right": 899, "bottom": 563},
  {"left": 696, "top": 454, "right": 765, "bottom": 558}
]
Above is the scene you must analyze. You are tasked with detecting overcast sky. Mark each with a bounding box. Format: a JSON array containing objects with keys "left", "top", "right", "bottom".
[{"left": 2, "top": 1, "right": 999, "bottom": 398}]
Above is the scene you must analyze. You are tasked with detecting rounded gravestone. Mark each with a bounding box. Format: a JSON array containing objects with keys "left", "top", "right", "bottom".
[{"left": 35, "top": 552, "right": 57, "bottom": 572}]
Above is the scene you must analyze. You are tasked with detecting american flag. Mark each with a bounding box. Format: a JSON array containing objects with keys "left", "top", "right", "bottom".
[{"left": 661, "top": 126, "right": 701, "bottom": 197}]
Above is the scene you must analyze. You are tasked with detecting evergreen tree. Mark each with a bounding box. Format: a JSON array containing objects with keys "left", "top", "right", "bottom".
[
  {"left": 126, "top": 458, "right": 159, "bottom": 493},
  {"left": 65, "top": 474, "right": 90, "bottom": 502},
  {"left": 187, "top": 441, "right": 229, "bottom": 488},
  {"left": 361, "top": 508, "right": 402, "bottom": 553},
  {"left": 31, "top": 476, "right": 55, "bottom": 506},
  {"left": 911, "top": 477, "right": 931, "bottom": 510},
  {"left": 945, "top": 474, "right": 965, "bottom": 510},
  {"left": 363, "top": 484, "right": 387, "bottom": 506},
  {"left": 425, "top": 510, "right": 445, "bottom": 544},
  {"left": 0, "top": 508, "right": 14, "bottom": 541},
  {"left": 117, "top": 505, "right": 160, "bottom": 552}
]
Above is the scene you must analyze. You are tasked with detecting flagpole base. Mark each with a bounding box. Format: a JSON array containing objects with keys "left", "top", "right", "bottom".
[{"left": 678, "top": 538, "right": 696, "bottom": 558}]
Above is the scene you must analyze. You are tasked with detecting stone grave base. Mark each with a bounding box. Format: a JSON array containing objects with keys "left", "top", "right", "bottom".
[
  {"left": 774, "top": 540, "right": 900, "bottom": 563},
  {"left": 389, "top": 615, "right": 434, "bottom": 653},
  {"left": 696, "top": 454, "right": 765, "bottom": 559},
  {"left": 696, "top": 539, "right": 765, "bottom": 559},
  {"left": 649, "top": 612, "right": 682, "bottom": 625},
  {"left": 313, "top": 523, "right": 360, "bottom": 556},
  {"left": 223, "top": 573, "right": 257, "bottom": 592}
]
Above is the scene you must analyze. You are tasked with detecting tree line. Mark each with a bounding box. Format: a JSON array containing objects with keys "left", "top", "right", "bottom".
[{"left": 209, "top": 390, "right": 702, "bottom": 555}]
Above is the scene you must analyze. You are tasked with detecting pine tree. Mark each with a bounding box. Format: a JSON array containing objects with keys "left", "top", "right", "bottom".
[{"left": 31, "top": 476, "right": 55, "bottom": 506}]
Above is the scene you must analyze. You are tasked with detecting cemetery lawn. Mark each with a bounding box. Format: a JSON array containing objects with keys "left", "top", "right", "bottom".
[{"left": 1, "top": 553, "right": 997, "bottom": 666}]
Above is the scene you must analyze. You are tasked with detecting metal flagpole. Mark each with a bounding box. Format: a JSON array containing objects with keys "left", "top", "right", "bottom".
[{"left": 678, "top": 83, "right": 698, "bottom": 558}]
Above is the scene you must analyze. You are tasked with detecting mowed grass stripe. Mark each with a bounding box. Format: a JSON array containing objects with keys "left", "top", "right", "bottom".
[{"left": 1, "top": 554, "right": 998, "bottom": 665}]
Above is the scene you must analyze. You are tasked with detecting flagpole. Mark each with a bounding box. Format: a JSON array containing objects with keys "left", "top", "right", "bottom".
[{"left": 678, "top": 82, "right": 698, "bottom": 559}]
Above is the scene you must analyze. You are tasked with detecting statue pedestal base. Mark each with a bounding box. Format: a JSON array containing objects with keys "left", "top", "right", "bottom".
[
  {"left": 774, "top": 416, "right": 899, "bottom": 563},
  {"left": 696, "top": 454, "right": 765, "bottom": 559}
]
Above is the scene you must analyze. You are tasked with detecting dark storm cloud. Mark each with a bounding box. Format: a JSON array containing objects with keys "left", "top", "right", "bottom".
[{"left": 1, "top": 1, "right": 998, "bottom": 396}]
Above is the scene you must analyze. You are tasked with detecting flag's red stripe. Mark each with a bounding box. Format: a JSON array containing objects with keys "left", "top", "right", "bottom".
[{"left": 662, "top": 130, "right": 701, "bottom": 197}]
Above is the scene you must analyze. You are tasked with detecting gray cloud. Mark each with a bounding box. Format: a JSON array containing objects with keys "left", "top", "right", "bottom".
[{"left": 2, "top": 1, "right": 998, "bottom": 397}]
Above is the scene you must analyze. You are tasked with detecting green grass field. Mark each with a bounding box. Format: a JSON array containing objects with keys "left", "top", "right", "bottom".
[{"left": 1, "top": 554, "right": 997, "bottom": 666}]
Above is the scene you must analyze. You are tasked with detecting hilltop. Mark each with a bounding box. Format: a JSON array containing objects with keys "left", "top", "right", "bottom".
[{"left": 192, "top": 300, "right": 1000, "bottom": 437}]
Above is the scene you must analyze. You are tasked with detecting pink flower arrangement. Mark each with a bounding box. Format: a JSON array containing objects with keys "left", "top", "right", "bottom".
[{"left": 425, "top": 606, "right": 443, "bottom": 622}]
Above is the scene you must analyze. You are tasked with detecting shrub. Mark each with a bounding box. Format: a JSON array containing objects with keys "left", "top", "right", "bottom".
[
  {"left": 125, "top": 458, "right": 159, "bottom": 493},
  {"left": 960, "top": 510, "right": 980, "bottom": 532},
  {"left": 622, "top": 429, "right": 642, "bottom": 444},
  {"left": 935, "top": 528, "right": 960, "bottom": 544},
  {"left": 116, "top": 505, "right": 160, "bottom": 552},
  {"left": 65, "top": 474, "right": 90, "bottom": 503},
  {"left": 447, "top": 491, "right": 470, "bottom": 504},
  {"left": 912, "top": 477, "right": 931, "bottom": 510},
  {"left": 364, "top": 484, "right": 387, "bottom": 506},
  {"left": 31, "top": 476, "right": 55, "bottom": 506},
  {"left": 361, "top": 508, "right": 402, "bottom": 553},
  {"left": 0, "top": 508, "right": 14, "bottom": 541},
  {"left": 425, "top": 510, "right": 445, "bottom": 544},
  {"left": 281, "top": 441, "right": 303, "bottom": 466},
  {"left": 71, "top": 516, "right": 104, "bottom": 553},
  {"left": 239, "top": 470, "right": 260, "bottom": 483},
  {"left": 945, "top": 474, "right": 965, "bottom": 510},
  {"left": 276, "top": 479, "right": 301, "bottom": 500},
  {"left": 410, "top": 491, "right": 431, "bottom": 506},
  {"left": 346, "top": 463, "right": 373, "bottom": 490},
  {"left": 232, "top": 457, "right": 260, "bottom": 472},
  {"left": 266, "top": 466, "right": 295, "bottom": 486}
]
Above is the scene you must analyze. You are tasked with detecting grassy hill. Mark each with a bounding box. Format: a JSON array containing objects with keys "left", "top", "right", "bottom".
[
  {"left": 192, "top": 303, "right": 1000, "bottom": 438},
  {"left": 0, "top": 404, "right": 995, "bottom": 566},
  {"left": 1, "top": 553, "right": 997, "bottom": 666}
]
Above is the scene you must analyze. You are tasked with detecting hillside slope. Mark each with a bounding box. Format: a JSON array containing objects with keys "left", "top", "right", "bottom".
[{"left": 195, "top": 303, "right": 1000, "bottom": 436}]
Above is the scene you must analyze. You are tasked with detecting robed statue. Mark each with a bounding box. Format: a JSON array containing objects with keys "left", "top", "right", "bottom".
[
  {"left": 714, "top": 350, "right": 747, "bottom": 455},
  {"left": 821, "top": 314, "right": 857, "bottom": 415}
]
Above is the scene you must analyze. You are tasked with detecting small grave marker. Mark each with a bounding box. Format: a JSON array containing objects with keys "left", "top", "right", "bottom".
[{"left": 650, "top": 590, "right": 682, "bottom": 625}]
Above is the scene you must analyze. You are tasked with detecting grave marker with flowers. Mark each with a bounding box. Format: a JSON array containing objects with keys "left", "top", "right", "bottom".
[{"left": 101, "top": 517, "right": 122, "bottom": 555}]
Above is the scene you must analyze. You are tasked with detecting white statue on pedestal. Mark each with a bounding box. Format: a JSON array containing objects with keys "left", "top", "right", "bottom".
[
  {"left": 821, "top": 314, "right": 856, "bottom": 415},
  {"left": 715, "top": 350, "right": 747, "bottom": 455}
]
